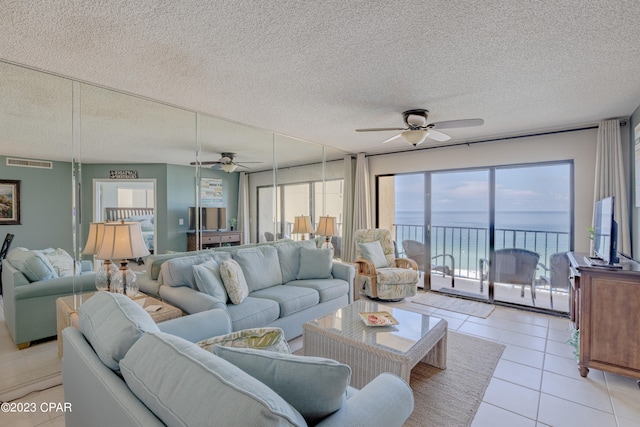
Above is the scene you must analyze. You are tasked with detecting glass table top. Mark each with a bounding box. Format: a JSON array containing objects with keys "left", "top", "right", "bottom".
[{"left": 305, "top": 300, "right": 444, "bottom": 354}]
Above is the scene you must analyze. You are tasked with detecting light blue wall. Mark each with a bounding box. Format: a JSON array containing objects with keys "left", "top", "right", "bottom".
[
  {"left": 0, "top": 155, "right": 74, "bottom": 252},
  {"left": 0, "top": 157, "right": 240, "bottom": 256},
  {"left": 166, "top": 165, "right": 239, "bottom": 251}
]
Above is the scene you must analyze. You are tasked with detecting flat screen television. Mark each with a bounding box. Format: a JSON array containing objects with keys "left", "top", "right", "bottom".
[
  {"left": 593, "top": 196, "right": 619, "bottom": 265},
  {"left": 188, "top": 207, "right": 226, "bottom": 231}
]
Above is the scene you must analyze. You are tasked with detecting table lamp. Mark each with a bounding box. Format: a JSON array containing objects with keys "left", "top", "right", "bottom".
[
  {"left": 315, "top": 216, "right": 337, "bottom": 250},
  {"left": 83, "top": 222, "right": 118, "bottom": 291},
  {"left": 96, "top": 221, "right": 150, "bottom": 296},
  {"left": 292, "top": 215, "right": 313, "bottom": 240}
]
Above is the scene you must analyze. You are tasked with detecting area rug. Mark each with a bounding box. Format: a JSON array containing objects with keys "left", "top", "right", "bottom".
[
  {"left": 412, "top": 291, "right": 495, "bottom": 318},
  {"left": 404, "top": 331, "right": 504, "bottom": 427},
  {"left": 295, "top": 331, "right": 503, "bottom": 427}
]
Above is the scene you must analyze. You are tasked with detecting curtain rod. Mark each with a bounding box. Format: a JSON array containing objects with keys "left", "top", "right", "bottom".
[{"left": 365, "top": 120, "right": 628, "bottom": 158}]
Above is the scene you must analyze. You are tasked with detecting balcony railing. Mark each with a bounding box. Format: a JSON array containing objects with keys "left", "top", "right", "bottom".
[{"left": 395, "top": 223, "right": 570, "bottom": 280}]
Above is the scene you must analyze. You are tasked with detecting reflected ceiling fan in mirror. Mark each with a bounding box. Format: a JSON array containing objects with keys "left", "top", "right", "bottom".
[
  {"left": 356, "top": 109, "right": 484, "bottom": 147},
  {"left": 190, "top": 152, "right": 261, "bottom": 173}
]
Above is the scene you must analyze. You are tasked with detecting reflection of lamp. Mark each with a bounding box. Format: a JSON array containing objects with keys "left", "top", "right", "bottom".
[
  {"left": 292, "top": 215, "right": 313, "bottom": 240},
  {"left": 221, "top": 163, "right": 238, "bottom": 173},
  {"left": 83, "top": 222, "right": 117, "bottom": 291},
  {"left": 96, "top": 221, "right": 150, "bottom": 296},
  {"left": 401, "top": 130, "right": 429, "bottom": 146},
  {"left": 315, "top": 216, "right": 337, "bottom": 250}
]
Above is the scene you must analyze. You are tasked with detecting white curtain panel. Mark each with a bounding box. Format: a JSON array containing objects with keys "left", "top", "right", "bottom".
[
  {"left": 594, "top": 119, "right": 630, "bottom": 254},
  {"left": 237, "top": 172, "right": 250, "bottom": 244},
  {"left": 341, "top": 155, "right": 356, "bottom": 262}
]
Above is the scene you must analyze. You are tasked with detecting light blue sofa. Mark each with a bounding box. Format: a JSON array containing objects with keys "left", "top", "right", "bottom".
[
  {"left": 138, "top": 239, "right": 355, "bottom": 340},
  {"left": 2, "top": 248, "right": 96, "bottom": 347},
  {"left": 63, "top": 292, "right": 414, "bottom": 427}
]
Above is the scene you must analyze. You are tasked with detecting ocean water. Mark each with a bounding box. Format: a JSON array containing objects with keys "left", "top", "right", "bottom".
[
  {"left": 395, "top": 210, "right": 571, "bottom": 277},
  {"left": 396, "top": 210, "right": 570, "bottom": 232}
]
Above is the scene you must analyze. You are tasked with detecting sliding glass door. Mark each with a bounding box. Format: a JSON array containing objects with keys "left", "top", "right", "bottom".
[
  {"left": 431, "top": 169, "right": 490, "bottom": 299},
  {"left": 493, "top": 164, "right": 571, "bottom": 311},
  {"left": 379, "top": 161, "right": 573, "bottom": 313}
]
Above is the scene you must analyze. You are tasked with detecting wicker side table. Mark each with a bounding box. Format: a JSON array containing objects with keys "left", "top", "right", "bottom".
[
  {"left": 56, "top": 292, "right": 182, "bottom": 358},
  {"left": 303, "top": 300, "right": 447, "bottom": 388}
]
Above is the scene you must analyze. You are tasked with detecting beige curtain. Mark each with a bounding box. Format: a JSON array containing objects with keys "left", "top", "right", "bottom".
[
  {"left": 348, "top": 153, "right": 372, "bottom": 260},
  {"left": 237, "top": 172, "right": 250, "bottom": 244},
  {"left": 594, "top": 119, "right": 630, "bottom": 254},
  {"left": 341, "top": 155, "right": 356, "bottom": 262}
]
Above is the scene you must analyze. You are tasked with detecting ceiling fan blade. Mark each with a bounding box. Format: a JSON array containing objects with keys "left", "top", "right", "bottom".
[
  {"left": 356, "top": 127, "right": 407, "bottom": 132},
  {"left": 426, "top": 129, "right": 451, "bottom": 142},
  {"left": 190, "top": 161, "right": 220, "bottom": 165},
  {"left": 430, "top": 118, "right": 484, "bottom": 130},
  {"left": 381, "top": 133, "right": 403, "bottom": 144}
]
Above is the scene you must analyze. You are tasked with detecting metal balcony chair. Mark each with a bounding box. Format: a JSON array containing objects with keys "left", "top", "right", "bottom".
[
  {"left": 538, "top": 251, "right": 570, "bottom": 310},
  {"left": 401, "top": 239, "right": 455, "bottom": 287},
  {"left": 479, "top": 248, "right": 540, "bottom": 306}
]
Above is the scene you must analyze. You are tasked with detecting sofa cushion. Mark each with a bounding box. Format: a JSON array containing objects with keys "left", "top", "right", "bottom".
[
  {"left": 220, "top": 259, "right": 249, "bottom": 304},
  {"left": 214, "top": 345, "right": 351, "bottom": 424},
  {"left": 197, "top": 327, "right": 291, "bottom": 354},
  {"left": 233, "top": 246, "right": 283, "bottom": 292},
  {"left": 358, "top": 240, "right": 389, "bottom": 268},
  {"left": 78, "top": 291, "right": 160, "bottom": 371},
  {"left": 226, "top": 297, "right": 280, "bottom": 331},
  {"left": 120, "top": 332, "right": 306, "bottom": 427},
  {"left": 43, "top": 248, "right": 77, "bottom": 277},
  {"left": 6, "top": 247, "right": 57, "bottom": 282},
  {"left": 193, "top": 259, "right": 228, "bottom": 302},
  {"left": 285, "top": 279, "right": 349, "bottom": 303},
  {"left": 275, "top": 240, "right": 316, "bottom": 283},
  {"left": 160, "top": 254, "right": 216, "bottom": 289},
  {"left": 250, "top": 285, "right": 319, "bottom": 317},
  {"left": 296, "top": 248, "right": 333, "bottom": 280}
]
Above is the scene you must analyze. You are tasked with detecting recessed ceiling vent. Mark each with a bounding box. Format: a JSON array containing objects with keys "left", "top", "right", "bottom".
[{"left": 6, "top": 157, "right": 53, "bottom": 169}]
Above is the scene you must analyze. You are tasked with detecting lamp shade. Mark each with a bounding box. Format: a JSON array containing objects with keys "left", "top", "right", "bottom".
[
  {"left": 315, "top": 216, "right": 337, "bottom": 237},
  {"left": 401, "top": 130, "right": 429, "bottom": 146},
  {"left": 292, "top": 215, "right": 313, "bottom": 234},
  {"left": 96, "top": 222, "right": 150, "bottom": 261},
  {"left": 83, "top": 222, "right": 105, "bottom": 255},
  {"left": 221, "top": 163, "right": 238, "bottom": 173}
]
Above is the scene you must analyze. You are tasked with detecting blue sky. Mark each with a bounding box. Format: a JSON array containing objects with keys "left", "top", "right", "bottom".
[{"left": 395, "top": 164, "right": 571, "bottom": 213}]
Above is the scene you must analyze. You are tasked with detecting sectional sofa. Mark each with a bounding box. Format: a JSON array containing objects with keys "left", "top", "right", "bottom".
[
  {"left": 137, "top": 239, "right": 355, "bottom": 340},
  {"left": 63, "top": 291, "right": 414, "bottom": 427},
  {"left": 2, "top": 247, "right": 96, "bottom": 347}
]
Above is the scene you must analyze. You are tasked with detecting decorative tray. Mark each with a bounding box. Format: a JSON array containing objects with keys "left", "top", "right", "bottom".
[{"left": 359, "top": 311, "right": 399, "bottom": 326}]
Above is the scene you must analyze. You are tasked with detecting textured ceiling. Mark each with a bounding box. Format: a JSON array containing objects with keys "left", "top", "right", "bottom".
[{"left": 1, "top": 0, "right": 640, "bottom": 166}]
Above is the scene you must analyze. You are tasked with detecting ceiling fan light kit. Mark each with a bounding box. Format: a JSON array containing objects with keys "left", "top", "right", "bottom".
[{"left": 356, "top": 108, "right": 484, "bottom": 147}]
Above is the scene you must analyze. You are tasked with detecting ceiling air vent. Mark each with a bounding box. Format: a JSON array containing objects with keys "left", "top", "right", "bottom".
[{"left": 6, "top": 157, "right": 53, "bottom": 169}]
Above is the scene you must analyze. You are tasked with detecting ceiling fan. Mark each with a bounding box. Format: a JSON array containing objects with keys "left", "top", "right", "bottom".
[
  {"left": 190, "top": 152, "right": 260, "bottom": 173},
  {"left": 356, "top": 109, "right": 484, "bottom": 147}
]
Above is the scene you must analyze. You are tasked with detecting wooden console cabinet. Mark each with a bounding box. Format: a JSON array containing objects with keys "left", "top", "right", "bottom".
[
  {"left": 568, "top": 252, "right": 640, "bottom": 380},
  {"left": 187, "top": 230, "right": 242, "bottom": 251}
]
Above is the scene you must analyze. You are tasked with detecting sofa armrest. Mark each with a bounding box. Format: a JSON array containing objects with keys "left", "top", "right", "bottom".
[
  {"left": 159, "top": 285, "right": 227, "bottom": 314},
  {"left": 158, "top": 309, "right": 232, "bottom": 342},
  {"left": 331, "top": 261, "right": 355, "bottom": 283},
  {"left": 316, "top": 373, "right": 414, "bottom": 427},
  {"left": 13, "top": 273, "right": 97, "bottom": 299}
]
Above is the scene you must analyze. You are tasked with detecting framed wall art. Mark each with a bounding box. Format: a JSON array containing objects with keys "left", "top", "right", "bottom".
[{"left": 0, "top": 180, "right": 20, "bottom": 225}]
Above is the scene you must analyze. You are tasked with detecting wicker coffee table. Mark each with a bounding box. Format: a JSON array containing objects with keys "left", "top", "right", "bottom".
[{"left": 303, "top": 300, "right": 447, "bottom": 388}]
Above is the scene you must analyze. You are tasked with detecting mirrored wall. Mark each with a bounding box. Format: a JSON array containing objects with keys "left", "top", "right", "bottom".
[{"left": 0, "top": 59, "right": 346, "bottom": 261}]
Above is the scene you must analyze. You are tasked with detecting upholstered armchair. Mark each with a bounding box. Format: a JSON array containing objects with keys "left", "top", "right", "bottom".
[{"left": 354, "top": 229, "right": 419, "bottom": 301}]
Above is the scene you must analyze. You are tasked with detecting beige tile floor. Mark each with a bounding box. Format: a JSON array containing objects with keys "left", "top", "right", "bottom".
[{"left": 2, "top": 289, "right": 639, "bottom": 427}]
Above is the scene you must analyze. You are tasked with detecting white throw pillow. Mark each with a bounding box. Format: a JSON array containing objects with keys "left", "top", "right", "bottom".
[{"left": 219, "top": 259, "right": 249, "bottom": 304}]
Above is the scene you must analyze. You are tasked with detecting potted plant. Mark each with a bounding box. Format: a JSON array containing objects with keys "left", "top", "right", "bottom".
[{"left": 229, "top": 218, "right": 237, "bottom": 231}]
